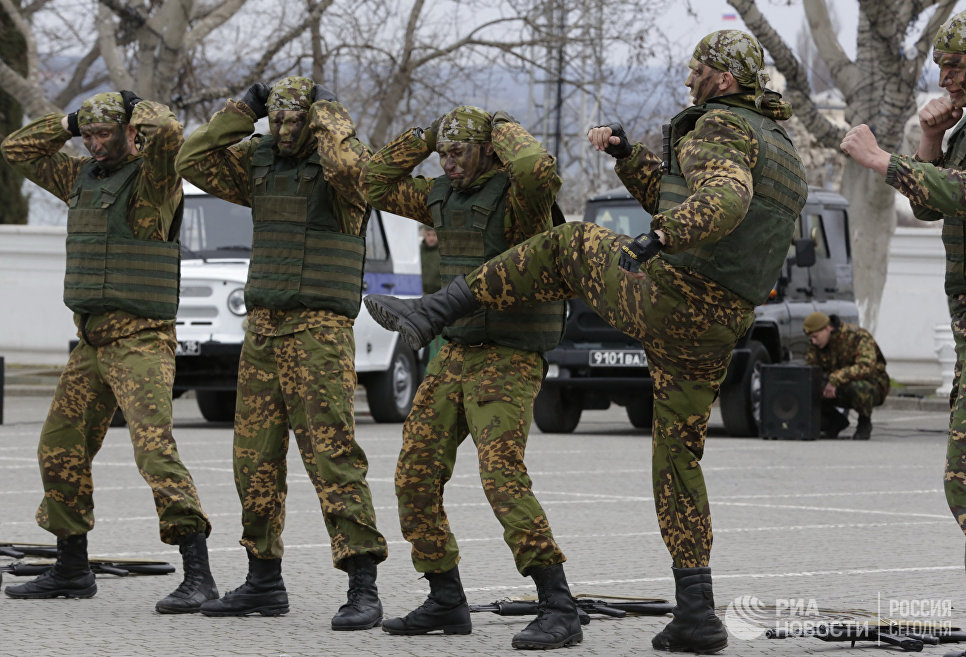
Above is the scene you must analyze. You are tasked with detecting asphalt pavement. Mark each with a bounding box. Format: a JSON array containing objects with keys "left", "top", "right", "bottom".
[{"left": 0, "top": 387, "right": 963, "bottom": 657}]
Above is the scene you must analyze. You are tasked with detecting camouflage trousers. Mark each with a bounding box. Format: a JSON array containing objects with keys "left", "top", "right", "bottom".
[
  {"left": 397, "top": 342, "right": 565, "bottom": 575},
  {"left": 233, "top": 325, "right": 387, "bottom": 568},
  {"left": 466, "top": 222, "right": 754, "bottom": 568},
  {"left": 828, "top": 378, "right": 888, "bottom": 417},
  {"left": 945, "top": 293, "right": 966, "bottom": 538},
  {"left": 36, "top": 327, "right": 210, "bottom": 544}
]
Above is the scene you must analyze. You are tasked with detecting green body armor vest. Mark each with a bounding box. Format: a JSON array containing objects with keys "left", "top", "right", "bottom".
[
  {"left": 428, "top": 172, "right": 564, "bottom": 351},
  {"left": 938, "top": 123, "right": 966, "bottom": 296},
  {"left": 246, "top": 136, "right": 366, "bottom": 317},
  {"left": 64, "top": 158, "right": 181, "bottom": 319},
  {"left": 659, "top": 102, "right": 808, "bottom": 305}
]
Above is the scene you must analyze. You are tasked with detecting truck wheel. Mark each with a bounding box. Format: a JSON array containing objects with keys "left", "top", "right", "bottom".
[
  {"left": 366, "top": 343, "right": 419, "bottom": 423},
  {"left": 625, "top": 398, "right": 654, "bottom": 431},
  {"left": 196, "top": 390, "right": 237, "bottom": 423},
  {"left": 533, "top": 387, "right": 582, "bottom": 433},
  {"left": 719, "top": 340, "right": 770, "bottom": 437}
]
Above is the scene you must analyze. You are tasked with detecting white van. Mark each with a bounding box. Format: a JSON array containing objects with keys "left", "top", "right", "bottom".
[{"left": 175, "top": 183, "right": 423, "bottom": 423}]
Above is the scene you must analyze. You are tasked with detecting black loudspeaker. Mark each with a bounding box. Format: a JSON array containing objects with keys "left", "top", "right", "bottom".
[{"left": 759, "top": 364, "right": 822, "bottom": 440}]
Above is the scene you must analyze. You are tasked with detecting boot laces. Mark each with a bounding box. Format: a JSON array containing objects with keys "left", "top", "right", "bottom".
[{"left": 172, "top": 569, "right": 206, "bottom": 596}]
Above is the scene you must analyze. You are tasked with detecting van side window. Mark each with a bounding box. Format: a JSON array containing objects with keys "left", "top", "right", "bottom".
[
  {"left": 804, "top": 212, "right": 830, "bottom": 259},
  {"left": 365, "top": 211, "right": 389, "bottom": 264}
]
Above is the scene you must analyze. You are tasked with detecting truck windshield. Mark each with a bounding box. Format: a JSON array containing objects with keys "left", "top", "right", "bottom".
[
  {"left": 181, "top": 195, "right": 253, "bottom": 257},
  {"left": 586, "top": 201, "right": 651, "bottom": 237}
]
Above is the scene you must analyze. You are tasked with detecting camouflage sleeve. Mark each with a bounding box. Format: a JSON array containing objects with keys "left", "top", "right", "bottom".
[
  {"left": 129, "top": 101, "right": 183, "bottom": 240},
  {"left": 648, "top": 109, "right": 755, "bottom": 253},
  {"left": 0, "top": 113, "right": 83, "bottom": 203},
  {"left": 805, "top": 346, "right": 818, "bottom": 367},
  {"left": 886, "top": 153, "right": 960, "bottom": 222},
  {"left": 308, "top": 100, "right": 370, "bottom": 236},
  {"left": 363, "top": 127, "right": 434, "bottom": 226},
  {"left": 827, "top": 328, "right": 882, "bottom": 387},
  {"left": 493, "top": 120, "right": 561, "bottom": 242},
  {"left": 175, "top": 100, "right": 257, "bottom": 207},
  {"left": 614, "top": 143, "right": 664, "bottom": 214}
]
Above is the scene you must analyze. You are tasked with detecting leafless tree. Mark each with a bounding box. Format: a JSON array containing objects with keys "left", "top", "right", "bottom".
[
  {"left": 726, "top": 0, "right": 959, "bottom": 331},
  {"left": 2, "top": 0, "right": 678, "bottom": 219}
]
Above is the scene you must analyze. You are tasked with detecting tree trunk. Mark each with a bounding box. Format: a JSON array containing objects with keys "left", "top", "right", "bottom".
[
  {"left": 0, "top": 0, "right": 27, "bottom": 224},
  {"left": 841, "top": 160, "right": 896, "bottom": 333}
]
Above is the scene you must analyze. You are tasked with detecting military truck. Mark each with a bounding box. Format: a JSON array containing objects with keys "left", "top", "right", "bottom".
[
  {"left": 534, "top": 186, "right": 857, "bottom": 436},
  {"left": 97, "top": 184, "right": 424, "bottom": 424}
]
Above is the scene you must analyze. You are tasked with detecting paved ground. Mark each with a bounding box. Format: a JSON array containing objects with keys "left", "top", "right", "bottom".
[{"left": 1, "top": 389, "right": 964, "bottom": 657}]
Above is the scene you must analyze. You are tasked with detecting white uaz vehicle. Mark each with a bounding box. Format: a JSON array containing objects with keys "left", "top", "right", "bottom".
[{"left": 175, "top": 183, "right": 423, "bottom": 422}]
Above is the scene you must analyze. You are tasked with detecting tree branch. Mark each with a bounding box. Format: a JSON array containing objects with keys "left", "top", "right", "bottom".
[
  {"left": 52, "top": 44, "right": 104, "bottom": 108},
  {"left": 728, "top": 0, "right": 844, "bottom": 147},
  {"left": 184, "top": 0, "right": 249, "bottom": 49},
  {"left": 96, "top": 3, "right": 136, "bottom": 90}
]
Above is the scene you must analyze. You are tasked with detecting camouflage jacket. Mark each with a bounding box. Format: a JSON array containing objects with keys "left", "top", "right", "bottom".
[
  {"left": 0, "top": 102, "right": 182, "bottom": 343},
  {"left": 805, "top": 322, "right": 890, "bottom": 392},
  {"left": 886, "top": 151, "right": 965, "bottom": 222},
  {"left": 175, "top": 99, "right": 371, "bottom": 336},
  {"left": 615, "top": 93, "right": 772, "bottom": 256},
  {"left": 364, "top": 120, "right": 561, "bottom": 246}
]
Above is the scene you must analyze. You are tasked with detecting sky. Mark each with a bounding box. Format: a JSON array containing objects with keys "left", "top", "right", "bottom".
[{"left": 659, "top": 0, "right": 966, "bottom": 61}]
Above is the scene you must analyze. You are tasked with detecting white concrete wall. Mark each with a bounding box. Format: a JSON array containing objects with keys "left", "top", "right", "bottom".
[
  {"left": 878, "top": 226, "right": 949, "bottom": 386},
  {"left": 0, "top": 225, "right": 74, "bottom": 366}
]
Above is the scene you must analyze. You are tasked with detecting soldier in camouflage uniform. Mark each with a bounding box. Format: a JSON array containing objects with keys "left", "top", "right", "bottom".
[
  {"left": 174, "top": 76, "right": 386, "bottom": 629},
  {"left": 366, "top": 31, "right": 808, "bottom": 654},
  {"left": 803, "top": 312, "right": 889, "bottom": 440},
  {"left": 363, "top": 106, "right": 581, "bottom": 650},
  {"left": 0, "top": 91, "right": 218, "bottom": 613},
  {"left": 842, "top": 9, "right": 966, "bottom": 579}
]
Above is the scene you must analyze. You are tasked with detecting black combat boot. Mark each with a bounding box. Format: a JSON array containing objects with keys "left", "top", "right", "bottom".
[
  {"left": 199, "top": 550, "right": 288, "bottom": 617},
  {"left": 511, "top": 564, "right": 583, "bottom": 650},
  {"left": 331, "top": 554, "right": 383, "bottom": 630},
  {"left": 821, "top": 406, "right": 850, "bottom": 440},
  {"left": 382, "top": 565, "right": 472, "bottom": 635},
  {"left": 852, "top": 415, "right": 872, "bottom": 440},
  {"left": 652, "top": 566, "right": 728, "bottom": 654},
  {"left": 155, "top": 532, "right": 219, "bottom": 614},
  {"left": 4, "top": 534, "right": 96, "bottom": 599},
  {"left": 364, "top": 277, "right": 479, "bottom": 351}
]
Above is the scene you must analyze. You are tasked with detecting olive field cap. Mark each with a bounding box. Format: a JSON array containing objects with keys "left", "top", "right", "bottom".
[{"left": 803, "top": 311, "right": 830, "bottom": 334}]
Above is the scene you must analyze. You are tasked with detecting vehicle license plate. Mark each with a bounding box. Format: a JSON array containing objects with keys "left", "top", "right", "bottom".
[
  {"left": 588, "top": 350, "right": 646, "bottom": 367},
  {"left": 175, "top": 340, "right": 201, "bottom": 356}
]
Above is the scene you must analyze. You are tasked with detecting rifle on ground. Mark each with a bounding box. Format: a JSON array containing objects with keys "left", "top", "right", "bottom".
[
  {"left": 1, "top": 559, "right": 174, "bottom": 577},
  {"left": 767, "top": 621, "right": 966, "bottom": 652},
  {"left": 0, "top": 542, "right": 58, "bottom": 559},
  {"left": 1, "top": 541, "right": 174, "bottom": 579},
  {"left": 470, "top": 594, "right": 672, "bottom": 625}
]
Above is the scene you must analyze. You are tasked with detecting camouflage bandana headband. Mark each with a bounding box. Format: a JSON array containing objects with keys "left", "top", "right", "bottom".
[
  {"left": 935, "top": 11, "right": 966, "bottom": 55},
  {"left": 267, "top": 76, "right": 314, "bottom": 113},
  {"left": 78, "top": 92, "right": 127, "bottom": 126},
  {"left": 437, "top": 105, "right": 492, "bottom": 144},
  {"left": 692, "top": 30, "right": 769, "bottom": 109}
]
